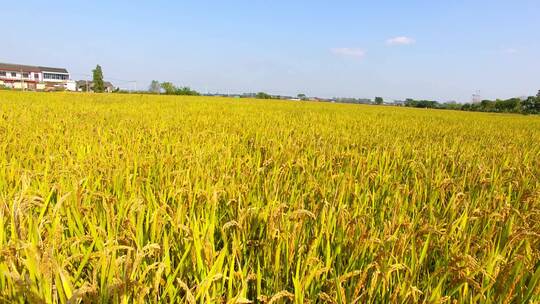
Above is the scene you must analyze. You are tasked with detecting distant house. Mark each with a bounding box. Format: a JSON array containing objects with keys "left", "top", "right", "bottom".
[
  {"left": 0, "top": 62, "right": 76, "bottom": 91},
  {"left": 76, "top": 80, "right": 115, "bottom": 93}
]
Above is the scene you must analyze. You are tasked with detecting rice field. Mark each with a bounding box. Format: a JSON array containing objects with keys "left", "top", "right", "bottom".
[{"left": 0, "top": 91, "right": 539, "bottom": 303}]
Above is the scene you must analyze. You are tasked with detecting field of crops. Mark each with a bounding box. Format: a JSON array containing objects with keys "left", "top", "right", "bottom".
[{"left": 0, "top": 91, "right": 539, "bottom": 303}]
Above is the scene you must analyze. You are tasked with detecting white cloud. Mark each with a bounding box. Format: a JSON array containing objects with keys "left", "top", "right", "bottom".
[
  {"left": 330, "top": 48, "right": 366, "bottom": 58},
  {"left": 386, "top": 36, "right": 416, "bottom": 46},
  {"left": 502, "top": 48, "right": 518, "bottom": 54}
]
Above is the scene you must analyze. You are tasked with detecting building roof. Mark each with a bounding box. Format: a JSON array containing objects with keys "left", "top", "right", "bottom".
[
  {"left": 0, "top": 63, "right": 41, "bottom": 73},
  {"left": 76, "top": 80, "right": 114, "bottom": 88},
  {"left": 39, "top": 66, "right": 69, "bottom": 74},
  {"left": 0, "top": 63, "right": 68, "bottom": 74}
]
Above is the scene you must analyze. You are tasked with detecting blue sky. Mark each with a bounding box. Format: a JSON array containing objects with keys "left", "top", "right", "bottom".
[{"left": 1, "top": 0, "right": 539, "bottom": 101}]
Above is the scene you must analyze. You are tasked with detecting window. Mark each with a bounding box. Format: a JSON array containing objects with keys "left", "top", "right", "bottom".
[
  {"left": 43, "top": 73, "right": 68, "bottom": 81},
  {"left": 0, "top": 71, "right": 6, "bottom": 77},
  {"left": 11, "top": 72, "right": 16, "bottom": 77},
  {"left": 22, "top": 73, "right": 29, "bottom": 78}
]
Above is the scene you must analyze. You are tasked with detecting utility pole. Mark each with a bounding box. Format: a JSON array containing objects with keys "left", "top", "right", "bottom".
[{"left": 79, "top": 73, "right": 91, "bottom": 93}]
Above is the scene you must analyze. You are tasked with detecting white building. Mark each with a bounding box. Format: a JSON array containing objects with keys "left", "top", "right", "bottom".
[{"left": 0, "top": 62, "right": 76, "bottom": 91}]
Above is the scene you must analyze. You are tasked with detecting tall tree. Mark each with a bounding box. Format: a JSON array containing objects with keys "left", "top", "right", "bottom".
[
  {"left": 522, "top": 96, "right": 536, "bottom": 114},
  {"left": 149, "top": 80, "right": 161, "bottom": 94},
  {"left": 374, "top": 97, "right": 384, "bottom": 105},
  {"left": 160, "top": 82, "right": 176, "bottom": 95},
  {"left": 92, "top": 65, "right": 104, "bottom": 93}
]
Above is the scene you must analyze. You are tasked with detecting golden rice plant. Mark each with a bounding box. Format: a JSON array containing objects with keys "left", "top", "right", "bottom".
[{"left": 0, "top": 91, "right": 539, "bottom": 303}]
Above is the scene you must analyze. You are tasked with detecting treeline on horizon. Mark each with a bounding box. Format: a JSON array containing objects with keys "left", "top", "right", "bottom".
[
  {"left": 146, "top": 80, "right": 540, "bottom": 115},
  {"left": 247, "top": 92, "right": 540, "bottom": 115},
  {"left": 122, "top": 83, "right": 540, "bottom": 115},
  {"left": 403, "top": 92, "right": 540, "bottom": 115},
  {"left": 149, "top": 80, "right": 540, "bottom": 115},
  {"left": 4, "top": 74, "right": 539, "bottom": 115}
]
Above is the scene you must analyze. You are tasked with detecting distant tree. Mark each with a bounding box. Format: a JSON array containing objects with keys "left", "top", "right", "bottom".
[
  {"left": 533, "top": 96, "right": 540, "bottom": 113},
  {"left": 175, "top": 87, "right": 200, "bottom": 96},
  {"left": 297, "top": 93, "right": 307, "bottom": 100},
  {"left": 461, "top": 103, "right": 472, "bottom": 111},
  {"left": 92, "top": 65, "right": 104, "bottom": 93},
  {"left": 404, "top": 98, "right": 439, "bottom": 108},
  {"left": 523, "top": 96, "right": 540, "bottom": 114},
  {"left": 537, "top": 90, "right": 540, "bottom": 99},
  {"left": 480, "top": 100, "right": 495, "bottom": 112},
  {"left": 511, "top": 98, "right": 522, "bottom": 113},
  {"left": 522, "top": 96, "right": 535, "bottom": 114},
  {"left": 256, "top": 92, "right": 272, "bottom": 99},
  {"left": 405, "top": 98, "right": 417, "bottom": 107},
  {"left": 470, "top": 102, "right": 482, "bottom": 112},
  {"left": 374, "top": 97, "right": 383, "bottom": 105},
  {"left": 442, "top": 102, "right": 461, "bottom": 110},
  {"left": 160, "top": 82, "right": 176, "bottom": 95},
  {"left": 419, "top": 100, "right": 438, "bottom": 108},
  {"left": 494, "top": 98, "right": 521, "bottom": 113},
  {"left": 149, "top": 80, "right": 161, "bottom": 94}
]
